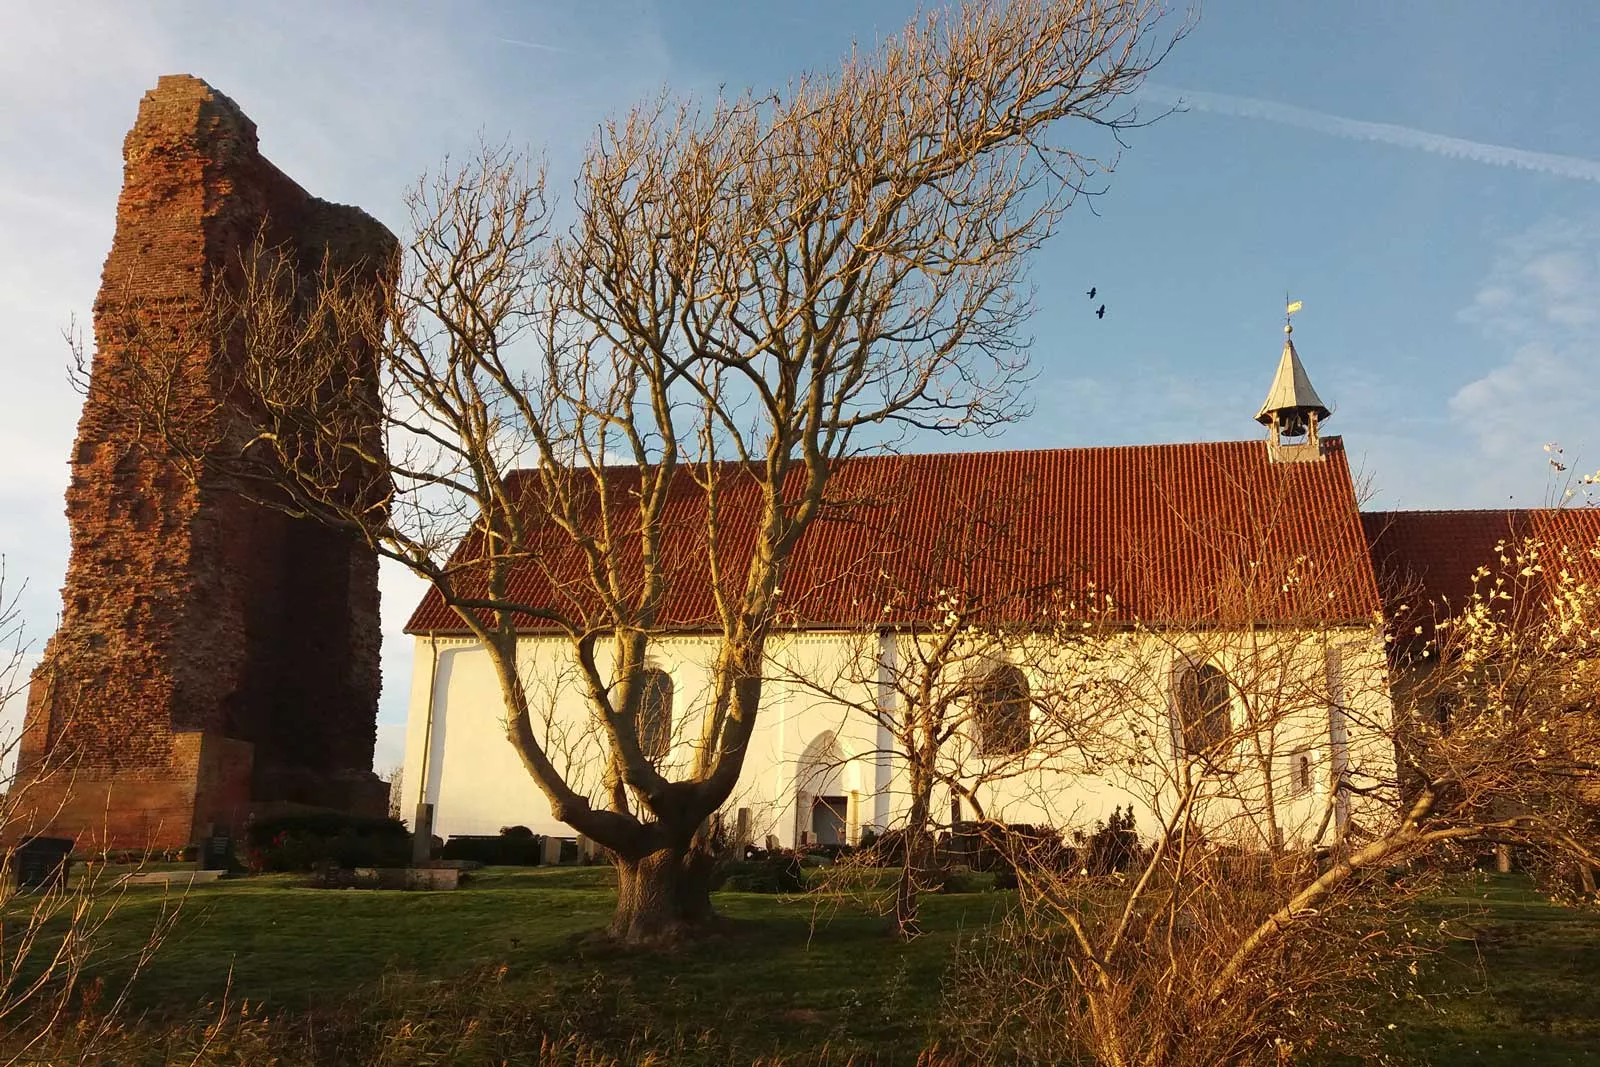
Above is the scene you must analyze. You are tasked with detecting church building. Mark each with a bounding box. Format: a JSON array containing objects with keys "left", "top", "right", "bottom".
[{"left": 397, "top": 324, "right": 1581, "bottom": 852}]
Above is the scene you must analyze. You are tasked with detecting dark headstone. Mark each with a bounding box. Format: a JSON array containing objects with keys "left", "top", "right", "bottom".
[
  {"left": 198, "top": 834, "right": 233, "bottom": 871},
  {"left": 14, "top": 836, "right": 74, "bottom": 891},
  {"left": 412, "top": 801, "right": 435, "bottom": 866}
]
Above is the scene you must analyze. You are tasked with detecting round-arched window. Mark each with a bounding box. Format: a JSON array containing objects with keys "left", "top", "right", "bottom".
[
  {"left": 1176, "top": 661, "right": 1231, "bottom": 756},
  {"left": 975, "top": 664, "right": 1030, "bottom": 757},
  {"left": 639, "top": 668, "right": 673, "bottom": 762}
]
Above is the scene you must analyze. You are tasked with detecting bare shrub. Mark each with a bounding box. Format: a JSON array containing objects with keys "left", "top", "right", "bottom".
[
  {"left": 380, "top": 764, "right": 404, "bottom": 823},
  {"left": 944, "top": 854, "right": 1432, "bottom": 1065},
  {"left": 0, "top": 563, "right": 185, "bottom": 1065}
]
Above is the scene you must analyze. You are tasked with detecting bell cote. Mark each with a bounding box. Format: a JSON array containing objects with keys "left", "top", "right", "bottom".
[{"left": 1255, "top": 316, "right": 1330, "bottom": 464}]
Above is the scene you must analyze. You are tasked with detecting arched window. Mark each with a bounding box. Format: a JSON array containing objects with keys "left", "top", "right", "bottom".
[
  {"left": 639, "top": 668, "right": 673, "bottom": 762},
  {"left": 975, "top": 664, "right": 1030, "bottom": 757},
  {"left": 1283, "top": 749, "right": 1314, "bottom": 797},
  {"left": 1176, "top": 660, "right": 1231, "bottom": 756}
]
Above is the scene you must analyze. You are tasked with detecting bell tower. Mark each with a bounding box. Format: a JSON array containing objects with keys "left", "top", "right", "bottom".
[{"left": 1255, "top": 303, "right": 1330, "bottom": 463}]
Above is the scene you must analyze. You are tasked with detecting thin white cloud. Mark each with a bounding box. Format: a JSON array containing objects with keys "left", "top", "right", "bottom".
[
  {"left": 1449, "top": 215, "right": 1600, "bottom": 499},
  {"left": 496, "top": 36, "right": 575, "bottom": 56},
  {"left": 1140, "top": 84, "right": 1600, "bottom": 184}
]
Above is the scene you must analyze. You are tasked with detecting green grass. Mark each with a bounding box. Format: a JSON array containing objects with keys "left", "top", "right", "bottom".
[
  {"left": 90, "top": 866, "right": 1004, "bottom": 1061},
  {"left": 1385, "top": 877, "right": 1600, "bottom": 1066},
  {"left": 61, "top": 868, "right": 1600, "bottom": 1064}
]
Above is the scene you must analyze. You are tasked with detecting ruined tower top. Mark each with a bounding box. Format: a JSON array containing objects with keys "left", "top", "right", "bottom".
[
  {"left": 128, "top": 74, "right": 259, "bottom": 167},
  {"left": 102, "top": 74, "right": 393, "bottom": 311}
]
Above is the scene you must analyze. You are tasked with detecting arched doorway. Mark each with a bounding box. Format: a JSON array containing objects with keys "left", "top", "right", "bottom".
[{"left": 795, "top": 731, "right": 854, "bottom": 847}]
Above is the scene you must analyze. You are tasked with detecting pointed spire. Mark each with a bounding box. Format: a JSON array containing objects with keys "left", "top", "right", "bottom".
[{"left": 1255, "top": 322, "right": 1329, "bottom": 432}]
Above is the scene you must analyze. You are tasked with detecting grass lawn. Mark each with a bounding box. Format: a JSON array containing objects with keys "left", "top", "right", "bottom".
[
  {"left": 92, "top": 865, "right": 1005, "bottom": 1060},
  {"left": 1389, "top": 877, "right": 1600, "bottom": 1066},
  {"left": 71, "top": 867, "right": 1600, "bottom": 1064}
]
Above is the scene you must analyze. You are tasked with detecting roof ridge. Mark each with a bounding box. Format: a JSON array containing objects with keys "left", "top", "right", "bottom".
[
  {"left": 1362, "top": 507, "right": 1573, "bottom": 518},
  {"left": 505, "top": 436, "right": 1350, "bottom": 478},
  {"left": 851, "top": 438, "right": 1304, "bottom": 461}
]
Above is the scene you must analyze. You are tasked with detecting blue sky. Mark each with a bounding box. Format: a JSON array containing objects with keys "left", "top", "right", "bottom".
[{"left": 3, "top": 1, "right": 1597, "bottom": 771}]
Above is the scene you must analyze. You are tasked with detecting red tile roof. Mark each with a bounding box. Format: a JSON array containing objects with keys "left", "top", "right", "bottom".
[
  {"left": 406, "top": 437, "right": 1383, "bottom": 634},
  {"left": 1361, "top": 508, "right": 1600, "bottom": 630}
]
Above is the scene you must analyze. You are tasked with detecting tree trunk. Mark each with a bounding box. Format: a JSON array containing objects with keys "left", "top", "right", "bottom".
[
  {"left": 895, "top": 792, "right": 934, "bottom": 939},
  {"left": 894, "top": 857, "right": 925, "bottom": 940},
  {"left": 611, "top": 844, "right": 717, "bottom": 945}
]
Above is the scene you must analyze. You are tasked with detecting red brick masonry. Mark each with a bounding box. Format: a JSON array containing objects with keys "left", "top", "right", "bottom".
[{"left": 13, "top": 75, "right": 396, "bottom": 850}]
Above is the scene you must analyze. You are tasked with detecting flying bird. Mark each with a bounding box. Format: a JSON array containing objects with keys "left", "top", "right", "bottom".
[
  {"left": 1086, "top": 287, "right": 1097, "bottom": 299},
  {"left": 1095, "top": 305, "right": 1106, "bottom": 319}
]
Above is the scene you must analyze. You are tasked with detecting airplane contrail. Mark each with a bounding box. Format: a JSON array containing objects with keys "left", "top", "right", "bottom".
[
  {"left": 1139, "top": 84, "right": 1600, "bottom": 184},
  {"left": 495, "top": 36, "right": 574, "bottom": 56}
]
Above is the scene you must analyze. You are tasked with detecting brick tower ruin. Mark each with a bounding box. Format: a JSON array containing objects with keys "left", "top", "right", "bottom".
[{"left": 13, "top": 75, "right": 397, "bottom": 850}]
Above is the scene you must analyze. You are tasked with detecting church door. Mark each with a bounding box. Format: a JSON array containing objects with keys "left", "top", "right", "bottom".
[{"left": 811, "top": 796, "right": 848, "bottom": 846}]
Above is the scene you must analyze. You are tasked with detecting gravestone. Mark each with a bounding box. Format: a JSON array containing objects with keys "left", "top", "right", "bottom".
[
  {"left": 13, "top": 836, "right": 74, "bottom": 891},
  {"left": 198, "top": 833, "right": 233, "bottom": 871},
  {"left": 540, "top": 834, "right": 563, "bottom": 866},
  {"left": 412, "top": 801, "right": 435, "bottom": 865}
]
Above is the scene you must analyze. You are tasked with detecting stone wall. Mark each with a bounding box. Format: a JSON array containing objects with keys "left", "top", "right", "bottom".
[{"left": 13, "top": 75, "right": 396, "bottom": 850}]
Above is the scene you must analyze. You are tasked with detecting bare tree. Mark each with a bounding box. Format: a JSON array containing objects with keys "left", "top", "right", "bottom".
[
  {"left": 380, "top": 765, "right": 404, "bottom": 823},
  {"left": 1398, "top": 533, "right": 1600, "bottom": 891},
  {"left": 101, "top": 0, "right": 1184, "bottom": 942}
]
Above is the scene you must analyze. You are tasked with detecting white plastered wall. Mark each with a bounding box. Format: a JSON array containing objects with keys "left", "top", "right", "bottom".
[{"left": 401, "top": 624, "right": 1400, "bottom": 849}]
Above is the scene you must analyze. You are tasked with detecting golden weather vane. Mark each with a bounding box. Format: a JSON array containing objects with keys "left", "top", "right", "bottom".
[{"left": 1284, "top": 296, "right": 1303, "bottom": 334}]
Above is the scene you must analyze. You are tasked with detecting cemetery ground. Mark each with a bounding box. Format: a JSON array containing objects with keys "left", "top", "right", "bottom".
[{"left": 14, "top": 865, "right": 1599, "bottom": 1065}]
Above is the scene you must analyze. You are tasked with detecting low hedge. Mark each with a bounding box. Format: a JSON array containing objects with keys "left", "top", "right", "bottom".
[
  {"left": 439, "top": 834, "right": 544, "bottom": 866},
  {"left": 716, "top": 853, "right": 805, "bottom": 893},
  {"left": 245, "top": 812, "right": 410, "bottom": 873}
]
